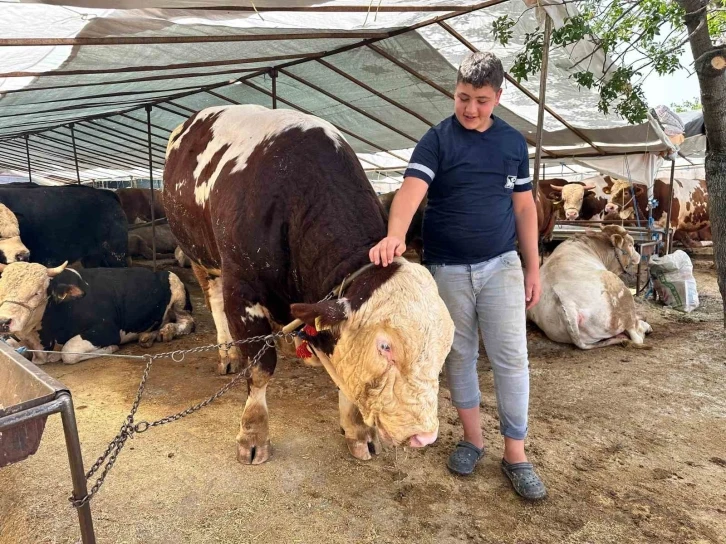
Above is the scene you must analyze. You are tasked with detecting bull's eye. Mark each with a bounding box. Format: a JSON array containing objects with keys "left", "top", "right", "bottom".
[{"left": 378, "top": 341, "right": 391, "bottom": 352}]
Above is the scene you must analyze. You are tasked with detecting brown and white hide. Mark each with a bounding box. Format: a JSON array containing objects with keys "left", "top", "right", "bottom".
[
  {"left": 603, "top": 178, "right": 710, "bottom": 248},
  {"left": 163, "top": 105, "right": 454, "bottom": 465},
  {"left": 527, "top": 225, "right": 652, "bottom": 349}
]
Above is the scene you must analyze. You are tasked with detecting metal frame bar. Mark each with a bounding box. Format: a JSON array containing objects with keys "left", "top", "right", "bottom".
[
  {"left": 0, "top": 53, "right": 317, "bottom": 79},
  {"left": 70, "top": 124, "right": 81, "bottom": 185},
  {"left": 80, "top": 121, "right": 168, "bottom": 157},
  {"left": 665, "top": 159, "right": 676, "bottom": 255},
  {"left": 24, "top": 135, "right": 32, "bottom": 182},
  {"left": 271, "top": 68, "right": 278, "bottom": 109},
  {"left": 532, "top": 15, "right": 552, "bottom": 195},
  {"left": 146, "top": 105, "right": 158, "bottom": 271},
  {"left": 165, "top": 5, "right": 489, "bottom": 12},
  {"left": 0, "top": 155, "right": 80, "bottom": 185},
  {"left": 0, "top": 31, "right": 391, "bottom": 47},
  {"left": 278, "top": 68, "right": 419, "bottom": 143}
]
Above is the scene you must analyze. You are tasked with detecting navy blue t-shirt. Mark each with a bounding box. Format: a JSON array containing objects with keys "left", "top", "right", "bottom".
[{"left": 404, "top": 114, "right": 531, "bottom": 265}]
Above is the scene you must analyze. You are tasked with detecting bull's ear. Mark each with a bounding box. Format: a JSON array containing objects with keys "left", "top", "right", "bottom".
[
  {"left": 603, "top": 185, "right": 612, "bottom": 195},
  {"left": 290, "top": 299, "right": 349, "bottom": 330},
  {"left": 634, "top": 185, "right": 646, "bottom": 196},
  {"left": 50, "top": 282, "right": 85, "bottom": 304},
  {"left": 610, "top": 234, "right": 624, "bottom": 248}
]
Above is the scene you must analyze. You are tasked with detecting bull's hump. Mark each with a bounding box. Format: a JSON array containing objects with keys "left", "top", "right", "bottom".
[{"left": 169, "top": 106, "right": 345, "bottom": 207}]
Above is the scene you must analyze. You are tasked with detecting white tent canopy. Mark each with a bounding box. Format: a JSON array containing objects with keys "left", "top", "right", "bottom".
[{"left": 1, "top": 1, "right": 674, "bottom": 185}]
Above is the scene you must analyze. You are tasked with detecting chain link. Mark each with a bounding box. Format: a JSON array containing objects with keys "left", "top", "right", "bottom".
[{"left": 69, "top": 331, "right": 293, "bottom": 509}]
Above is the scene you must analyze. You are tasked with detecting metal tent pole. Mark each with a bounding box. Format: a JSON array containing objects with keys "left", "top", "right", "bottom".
[
  {"left": 145, "top": 105, "right": 157, "bottom": 271},
  {"left": 665, "top": 159, "right": 676, "bottom": 255},
  {"left": 270, "top": 68, "right": 278, "bottom": 109},
  {"left": 70, "top": 123, "right": 81, "bottom": 184},
  {"left": 532, "top": 14, "right": 552, "bottom": 198},
  {"left": 24, "top": 135, "right": 32, "bottom": 182}
]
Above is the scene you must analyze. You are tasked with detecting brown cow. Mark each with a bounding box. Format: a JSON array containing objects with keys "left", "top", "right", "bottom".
[
  {"left": 603, "top": 178, "right": 710, "bottom": 247},
  {"left": 116, "top": 188, "right": 165, "bottom": 224},
  {"left": 163, "top": 105, "right": 454, "bottom": 465}
]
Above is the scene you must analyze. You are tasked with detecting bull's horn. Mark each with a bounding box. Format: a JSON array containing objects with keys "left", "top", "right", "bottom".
[
  {"left": 0, "top": 263, "right": 6, "bottom": 274},
  {"left": 47, "top": 261, "right": 68, "bottom": 277},
  {"left": 583, "top": 184, "right": 596, "bottom": 190},
  {"left": 549, "top": 185, "right": 564, "bottom": 192}
]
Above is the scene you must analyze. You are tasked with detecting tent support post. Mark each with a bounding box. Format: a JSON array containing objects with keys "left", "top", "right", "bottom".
[
  {"left": 270, "top": 68, "right": 278, "bottom": 109},
  {"left": 24, "top": 135, "right": 32, "bottom": 182},
  {"left": 532, "top": 14, "right": 552, "bottom": 198},
  {"left": 665, "top": 159, "right": 676, "bottom": 255},
  {"left": 70, "top": 124, "right": 81, "bottom": 185},
  {"left": 145, "top": 105, "right": 157, "bottom": 271}
]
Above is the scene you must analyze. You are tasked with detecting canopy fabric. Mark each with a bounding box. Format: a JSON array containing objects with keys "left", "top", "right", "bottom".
[{"left": 0, "top": 1, "right": 672, "bottom": 185}]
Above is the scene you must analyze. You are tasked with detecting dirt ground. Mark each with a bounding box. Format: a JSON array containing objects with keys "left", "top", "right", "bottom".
[{"left": 1, "top": 261, "right": 725, "bottom": 544}]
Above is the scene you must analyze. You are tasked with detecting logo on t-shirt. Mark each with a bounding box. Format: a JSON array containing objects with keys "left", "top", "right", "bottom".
[{"left": 505, "top": 175, "right": 516, "bottom": 189}]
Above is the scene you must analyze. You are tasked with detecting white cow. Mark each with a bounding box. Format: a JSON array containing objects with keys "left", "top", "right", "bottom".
[{"left": 528, "top": 225, "right": 652, "bottom": 349}]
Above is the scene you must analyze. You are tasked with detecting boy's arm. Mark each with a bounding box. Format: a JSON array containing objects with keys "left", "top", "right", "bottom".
[
  {"left": 369, "top": 176, "right": 428, "bottom": 267},
  {"left": 513, "top": 190, "right": 541, "bottom": 309}
]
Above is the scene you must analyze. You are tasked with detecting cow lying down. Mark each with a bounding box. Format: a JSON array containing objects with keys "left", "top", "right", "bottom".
[
  {"left": 0, "top": 262, "right": 194, "bottom": 364},
  {"left": 527, "top": 225, "right": 652, "bottom": 349}
]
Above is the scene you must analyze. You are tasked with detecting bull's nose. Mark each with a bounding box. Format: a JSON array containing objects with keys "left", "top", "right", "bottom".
[
  {"left": 0, "top": 318, "right": 11, "bottom": 332},
  {"left": 16, "top": 251, "right": 29, "bottom": 262},
  {"left": 409, "top": 430, "right": 438, "bottom": 448},
  {"left": 566, "top": 211, "right": 578, "bottom": 220}
]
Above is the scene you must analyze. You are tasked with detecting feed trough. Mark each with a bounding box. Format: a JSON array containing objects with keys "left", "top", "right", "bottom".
[{"left": 0, "top": 340, "right": 96, "bottom": 544}]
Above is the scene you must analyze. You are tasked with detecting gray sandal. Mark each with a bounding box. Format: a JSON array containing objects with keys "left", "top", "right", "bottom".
[
  {"left": 446, "top": 441, "right": 485, "bottom": 476},
  {"left": 501, "top": 459, "right": 547, "bottom": 500}
]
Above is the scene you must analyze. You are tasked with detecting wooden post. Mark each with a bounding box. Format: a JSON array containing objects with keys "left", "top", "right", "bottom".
[
  {"left": 145, "top": 105, "right": 157, "bottom": 271},
  {"left": 532, "top": 14, "right": 552, "bottom": 198}
]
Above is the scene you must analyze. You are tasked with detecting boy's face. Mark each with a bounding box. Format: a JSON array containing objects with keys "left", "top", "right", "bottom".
[{"left": 454, "top": 82, "right": 502, "bottom": 132}]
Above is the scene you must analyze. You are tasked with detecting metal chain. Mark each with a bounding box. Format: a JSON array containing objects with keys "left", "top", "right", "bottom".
[{"left": 69, "top": 331, "right": 292, "bottom": 509}]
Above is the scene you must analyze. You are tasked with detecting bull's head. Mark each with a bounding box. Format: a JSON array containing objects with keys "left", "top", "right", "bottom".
[
  {"left": 291, "top": 259, "right": 454, "bottom": 449},
  {"left": 603, "top": 180, "right": 645, "bottom": 219},
  {"left": 549, "top": 183, "right": 596, "bottom": 220},
  {"left": 0, "top": 261, "right": 81, "bottom": 334},
  {"left": 0, "top": 204, "right": 30, "bottom": 264},
  {"left": 601, "top": 225, "right": 640, "bottom": 271}
]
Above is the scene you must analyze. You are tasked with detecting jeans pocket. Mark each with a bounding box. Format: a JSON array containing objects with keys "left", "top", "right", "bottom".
[{"left": 499, "top": 252, "right": 522, "bottom": 269}]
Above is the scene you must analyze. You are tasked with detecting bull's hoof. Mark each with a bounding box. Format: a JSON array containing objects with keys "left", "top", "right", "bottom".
[
  {"left": 216, "top": 356, "right": 241, "bottom": 375},
  {"left": 158, "top": 324, "right": 176, "bottom": 343},
  {"left": 138, "top": 332, "right": 156, "bottom": 348},
  {"left": 236, "top": 439, "right": 271, "bottom": 465},
  {"left": 346, "top": 434, "right": 382, "bottom": 461}
]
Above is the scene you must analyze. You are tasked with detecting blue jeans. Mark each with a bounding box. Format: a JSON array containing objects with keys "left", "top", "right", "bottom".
[{"left": 426, "top": 251, "right": 529, "bottom": 440}]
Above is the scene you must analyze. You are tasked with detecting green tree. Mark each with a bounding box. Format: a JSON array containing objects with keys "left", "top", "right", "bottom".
[
  {"left": 494, "top": 0, "right": 726, "bottom": 323},
  {"left": 671, "top": 97, "right": 702, "bottom": 112}
]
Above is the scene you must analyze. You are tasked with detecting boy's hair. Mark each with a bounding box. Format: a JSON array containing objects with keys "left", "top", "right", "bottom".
[{"left": 456, "top": 52, "right": 504, "bottom": 90}]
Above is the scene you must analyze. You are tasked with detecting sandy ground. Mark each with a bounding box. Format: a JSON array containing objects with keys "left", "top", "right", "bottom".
[{"left": 1, "top": 261, "right": 725, "bottom": 544}]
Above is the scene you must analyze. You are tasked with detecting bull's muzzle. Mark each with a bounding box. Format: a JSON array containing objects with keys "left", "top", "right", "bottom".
[
  {"left": 0, "top": 317, "right": 12, "bottom": 333},
  {"left": 408, "top": 430, "right": 438, "bottom": 448}
]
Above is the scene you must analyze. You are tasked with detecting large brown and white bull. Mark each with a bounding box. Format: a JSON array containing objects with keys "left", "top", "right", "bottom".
[
  {"left": 603, "top": 178, "right": 710, "bottom": 247},
  {"left": 527, "top": 225, "right": 652, "bottom": 349},
  {"left": 163, "top": 105, "right": 454, "bottom": 464}
]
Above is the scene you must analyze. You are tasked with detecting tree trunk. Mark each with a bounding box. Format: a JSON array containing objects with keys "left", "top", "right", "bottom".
[{"left": 679, "top": 0, "right": 726, "bottom": 325}]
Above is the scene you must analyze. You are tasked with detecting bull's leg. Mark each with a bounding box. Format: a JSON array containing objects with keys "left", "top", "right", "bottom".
[
  {"left": 191, "top": 264, "right": 241, "bottom": 374},
  {"left": 61, "top": 334, "right": 119, "bottom": 364},
  {"left": 339, "top": 390, "right": 381, "bottom": 461},
  {"left": 627, "top": 319, "right": 652, "bottom": 344},
  {"left": 674, "top": 229, "right": 700, "bottom": 249},
  {"left": 158, "top": 273, "right": 195, "bottom": 342},
  {"left": 223, "top": 282, "right": 277, "bottom": 465}
]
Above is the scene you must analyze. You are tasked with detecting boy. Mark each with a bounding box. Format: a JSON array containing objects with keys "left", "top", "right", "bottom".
[{"left": 369, "top": 52, "right": 546, "bottom": 500}]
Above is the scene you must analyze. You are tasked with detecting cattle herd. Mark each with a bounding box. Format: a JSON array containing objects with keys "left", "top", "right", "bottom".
[{"left": 0, "top": 105, "right": 712, "bottom": 464}]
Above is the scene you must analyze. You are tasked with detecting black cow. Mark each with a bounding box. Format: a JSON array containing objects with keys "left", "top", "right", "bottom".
[
  {"left": 0, "top": 262, "right": 194, "bottom": 364},
  {"left": 0, "top": 185, "right": 128, "bottom": 266}
]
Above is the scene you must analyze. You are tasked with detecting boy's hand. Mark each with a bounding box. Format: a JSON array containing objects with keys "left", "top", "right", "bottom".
[
  {"left": 524, "top": 268, "right": 541, "bottom": 310},
  {"left": 369, "top": 236, "right": 406, "bottom": 267}
]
